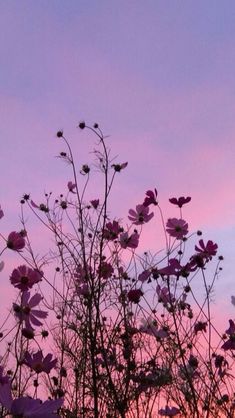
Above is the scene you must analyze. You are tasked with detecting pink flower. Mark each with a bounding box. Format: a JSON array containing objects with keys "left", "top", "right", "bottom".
[
  {"left": 138, "top": 270, "right": 151, "bottom": 283},
  {"left": 0, "top": 205, "right": 4, "bottom": 219},
  {"left": 120, "top": 231, "right": 139, "bottom": 249},
  {"left": 7, "top": 231, "right": 26, "bottom": 251},
  {"left": 139, "top": 318, "right": 168, "bottom": 339},
  {"left": 67, "top": 181, "right": 76, "bottom": 193},
  {"left": 10, "top": 265, "right": 43, "bottom": 291},
  {"left": 13, "top": 291, "right": 48, "bottom": 331},
  {"left": 128, "top": 204, "right": 154, "bottom": 225},
  {"left": 77, "top": 283, "right": 89, "bottom": 297},
  {"left": 143, "top": 189, "right": 158, "bottom": 207},
  {"left": 166, "top": 218, "right": 188, "bottom": 240},
  {"left": 169, "top": 196, "right": 191, "bottom": 208},
  {"left": 98, "top": 262, "right": 114, "bottom": 280},
  {"left": 0, "top": 383, "right": 63, "bottom": 418},
  {"left": 156, "top": 285, "right": 175, "bottom": 305},
  {"left": 159, "top": 405, "right": 180, "bottom": 416},
  {"left": 90, "top": 199, "right": 99, "bottom": 209},
  {"left": 127, "top": 289, "right": 143, "bottom": 303},
  {"left": 158, "top": 258, "right": 182, "bottom": 276},
  {"left": 195, "top": 239, "right": 218, "bottom": 260},
  {"left": 104, "top": 220, "right": 122, "bottom": 240},
  {"left": 23, "top": 350, "right": 57, "bottom": 374}
]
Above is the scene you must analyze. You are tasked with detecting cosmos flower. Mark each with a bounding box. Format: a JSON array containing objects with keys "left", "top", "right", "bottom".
[
  {"left": 90, "top": 199, "right": 99, "bottom": 209},
  {"left": 127, "top": 289, "right": 143, "bottom": 304},
  {"left": 23, "top": 350, "right": 57, "bottom": 374},
  {"left": 195, "top": 239, "right": 218, "bottom": 260},
  {"left": 169, "top": 196, "right": 191, "bottom": 208},
  {"left": 104, "top": 220, "right": 122, "bottom": 240},
  {"left": 119, "top": 231, "right": 139, "bottom": 249},
  {"left": 7, "top": 231, "right": 26, "bottom": 251},
  {"left": 0, "top": 383, "right": 63, "bottom": 418},
  {"left": 13, "top": 291, "right": 48, "bottom": 331},
  {"left": 10, "top": 265, "right": 43, "bottom": 291},
  {"left": 143, "top": 189, "right": 158, "bottom": 207},
  {"left": 158, "top": 405, "right": 180, "bottom": 416},
  {"left": 166, "top": 218, "right": 188, "bottom": 240},
  {"left": 128, "top": 204, "right": 154, "bottom": 225},
  {"left": 67, "top": 181, "right": 76, "bottom": 193}
]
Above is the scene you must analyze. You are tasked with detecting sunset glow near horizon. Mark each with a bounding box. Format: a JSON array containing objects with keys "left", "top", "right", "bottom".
[{"left": 1, "top": 1, "right": 235, "bottom": 326}]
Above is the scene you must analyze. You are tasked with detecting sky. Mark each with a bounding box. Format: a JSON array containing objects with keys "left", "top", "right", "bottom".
[{"left": 0, "top": 1, "right": 235, "bottom": 327}]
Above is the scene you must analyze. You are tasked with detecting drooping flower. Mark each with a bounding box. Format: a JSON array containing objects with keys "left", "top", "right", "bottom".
[
  {"left": 0, "top": 205, "right": 4, "bottom": 219},
  {"left": 195, "top": 239, "right": 218, "bottom": 261},
  {"left": 166, "top": 218, "right": 188, "bottom": 240},
  {"left": 23, "top": 350, "right": 57, "bottom": 374},
  {"left": 7, "top": 231, "right": 26, "bottom": 251},
  {"left": 143, "top": 189, "right": 158, "bottom": 207},
  {"left": 119, "top": 231, "right": 139, "bottom": 249},
  {"left": 10, "top": 265, "right": 43, "bottom": 291},
  {"left": 13, "top": 291, "right": 48, "bottom": 331},
  {"left": 158, "top": 405, "right": 180, "bottom": 416},
  {"left": 127, "top": 289, "right": 143, "bottom": 303},
  {"left": 169, "top": 196, "right": 191, "bottom": 208},
  {"left": 90, "top": 199, "right": 99, "bottom": 209},
  {"left": 128, "top": 204, "right": 154, "bottom": 225},
  {"left": 67, "top": 181, "right": 76, "bottom": 193},
  {"left": 0, "top": 382, "right": 63, "bottom": 418}
]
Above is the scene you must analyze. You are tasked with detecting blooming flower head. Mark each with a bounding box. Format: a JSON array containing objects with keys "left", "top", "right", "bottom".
[
  {"left": 0, "top": 383, "right": 63, "bottom": 418},
  {"left": 98, "top": 262, "right": 114, "bottom": 280},
  {"left": 10, "top": 265, "right": 43, "bottom": 291},
  {"left": 119, "top": 231, "right": 139, "bottom": 249},
  {"left": 138, "top": 270, "right": 151, "bottom": 283},
  {"left": 166, "top": 218, "right": 188, "bottom": 240},
  {"left": 157, "top": 258, "right": 182, "bottom": 277},
  {"left": 143, "top": 189, "right": 158, "bottom": 207},
  {"left": 112, "top": 162, "right": 128, "bottom": 172},
  {"left": 127, "top": 289, "right": 143, "bottom": 304},
  {"left": 169, "top": 196, "right": 191, "bottom": 208},
  {"left": 128, "top": 204, "right": 154, "bottom": 225},
  {"left": 0, "top": 205, "right": 4, "bottom": 219},
  {"left": 221, "top": 320, "right": 235, "bottom": 351},
  {"left": 7, "top": 231, "right": 26, "bottom": 251},
  {"left": 104, "top": 220, "right": 122, "bottom": 240},
  {"left": 195, "top": 239, "right": 218, "bottom": 261},
  {"left": 23, "top": 350, "right": 57, "bottom": 374},
  {"left": 156, "top": 285, "right": 175, "bottom": 305},
  {"left": 13, "top": 291, "right": 48, "bottom": 331},
  {"left": 67, "top": 181, "right": 76, "bottom": 193},
  {"left": 159, "top": 405, "right": 180, "bottom": 416}
]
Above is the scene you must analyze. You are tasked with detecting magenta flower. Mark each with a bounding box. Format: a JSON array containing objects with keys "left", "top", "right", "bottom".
[
  {"left": 90, "top": 199, "right": 99, "bottom": 209},
  {"left": 156, "top": 285, "right": 175, "bottom": 304},
  {"left": 143, "top": 189, "right": 158, "bottom": 207},
  {"left": 13, "top": 291, "right": 48, "bottom": 331},
  {"left": 194, "top": 321, "right": 207, "bottom": 334},
  {"left": 169, "top": 196, "right": 191, "bottom": 208},
  {"left": 159, "top": 405, "right": 180, "bottom": 416},
  {"left": 127, "top": 289, "right": 143, "bottom": 304},
  {"left": 24, "top": 350, "right": 57, "bottom": 374},
  {"left": 0, "top": 205, "right": 4, "bottom": 219},
  {"left": 7, "top": 231, "right": 26, "bottom": 251},
  {"left": 98, "top": 262, "right": 114, "bottom": 280},
  {"left": 138, "top": 270, "right": 151, "bottom": 283},
  {"left": 67, "top": 181, "right": 76, "bottom": 193},
  {"left": 0, "top": 383, "right": 63, "bottom": 418},
  {"left": 195, "top": 239, "right": 218, "bottom": 260},
  {"left": 77, "top": 283, "right": 89, "bottom": 297},
  {"left": 0, "top": 261, "right": 4, "bottom": 272},
  {"left": 166, "top": 218, "right": 188, "bottom": 240},
  {"left": 225, "top": 319, "right": 235, "bottom": 336},
  {"left": 158, "top": 258, "right": 182, "bottom": 276},
  {"left": 128, "top": 204, "right": 154, "bottom": 225},
  {"left": 104, "top": 220, "right": 122, "bottom": 240},
  {"left": 221, "top": 320, "right": 235, "bottom": 351},
  {"left": 120, "top": 231, "right": 139, "bottom": 249},
  {"left": 10, "top": 265, "right": 43, "bottom": 291}
]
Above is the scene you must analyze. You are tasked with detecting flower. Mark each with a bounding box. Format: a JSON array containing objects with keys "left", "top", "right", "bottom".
[
  {"left": 143, "top": 189, "right": 158, "bottom": 207},
  {"left": 119, "top": 231, "right": 139, "bottom": 249},
  {"left": 112, "top": 162, "right": 128, "bottom": 172},
  {"left": 98, "top": 262, "right": 114, "bottom": 280},
  {"left": 169, "top": 196, "right": 191, "bottom": 208},
  {"left": 0, "top": 383, "right": 63, "bottom": 418},
  {"left": 7, "top": 231, "right": 26, "bottom": 251},
  {"left": 0, "top": 205, "right": 4, "bottom": 219},
  {"left": 104, "top": 220, "right": 122, "bottom": 240},
  {"left": 221, "top": 320, "right": 235, "bottom": 351},
  {"left": 156, "top": 285, "right": 175, "bottom": 305},
  {"left": 67, "top": 181, "right": 76, "bottom": 193},
  {"left": 23, "top": 350, "right": 57, "bottom": 374},
  {"left": 127, "top": 289, "right": 143, "bottom": 303},
  {"left": 10, "top": 265, "right": 43, "bottom": 291},
  {"left": 159, "top": 405, "right": 180, "bottom": 416},
  {"left": 138, "top": 270, "right": 151, "bottom": 283},
  {"left": 195, "top": 239, "right": 218, "bottom": 260},
  {"left": 0, "top": 261, "right": 4, "bottom": 272},
  {"left": 90, "top": 199, "right": 99, "bottom": 209},
  {"left": 128, "top": 204, "right": 154, "bottom": 225},
  {"left": 30, "top": 200, "right": 49, "bottom": 213},
  {"left": 157, "top": 258, "right": 182, "bottom": 276},
  {"left": 139, "top": 317, "right": 168, "bottom": 339},
  {"left": 0, "top": 366, "right": 10, "bottom": 385},
  {"left": 194, "top": 321, "right": 207, "bottom": 334},
  {"left": 166, "top": 218, "right": 188, "bottom": 240},
  {"left": 13, "top": 291, "right": 48, "bottom": 331}
]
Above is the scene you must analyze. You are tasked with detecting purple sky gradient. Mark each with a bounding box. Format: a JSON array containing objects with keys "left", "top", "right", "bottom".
[{"left": 1, "top": 1, "right": 235, "bottom": 320}]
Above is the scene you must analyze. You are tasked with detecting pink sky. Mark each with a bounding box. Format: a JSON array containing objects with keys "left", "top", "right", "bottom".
[{"left": 1, "top": 2, "right": 235, "bottom": 335}]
